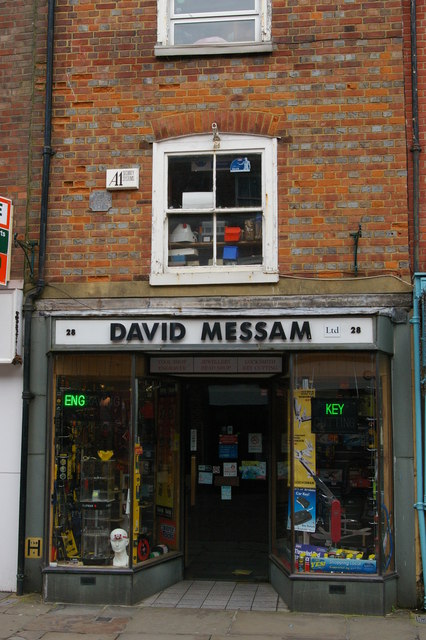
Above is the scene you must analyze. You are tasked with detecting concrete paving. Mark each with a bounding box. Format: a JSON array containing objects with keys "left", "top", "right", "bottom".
[
  {"left": 1, "top": 584, "right": 426, "bottom": 640},
  {"left": 143, "top": 580, "right": 287, "bottom": 610}
]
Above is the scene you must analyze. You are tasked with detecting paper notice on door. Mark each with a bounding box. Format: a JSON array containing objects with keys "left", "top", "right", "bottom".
[
  {"left": 198, "top": 471, "right": 213, "bottom": 485},
  {"left": 223, "top": 462, "right": 237, "bottom": 477},
  {"left": 240, "top": 461, "right": 266, "bottom": 480},
  {"left": 221, "top": 486, "right": 232, "bottom": 500},
  {"left": 248, "top": 433, "right": 262, "bottom": 453}
]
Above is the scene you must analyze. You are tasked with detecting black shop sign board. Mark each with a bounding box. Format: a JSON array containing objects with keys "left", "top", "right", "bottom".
[{"left": 311, "top": 398, "right": 358, "bottom": 434}]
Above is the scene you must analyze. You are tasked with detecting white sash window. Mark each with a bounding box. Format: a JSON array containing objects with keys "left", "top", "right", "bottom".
[
  {"left": 150, "top": 134, "right": 278, "bottom": 286},
  {"left": 155, "top": 0, "right": 272, "bottom": 56}
]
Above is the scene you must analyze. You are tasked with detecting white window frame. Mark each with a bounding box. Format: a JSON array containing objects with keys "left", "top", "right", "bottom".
[
  {"left": 155, "top": 0, "right": 272, "bottom": 57},
  {"left": 150, "top": 133, "right": 278, "bottom": 286}
]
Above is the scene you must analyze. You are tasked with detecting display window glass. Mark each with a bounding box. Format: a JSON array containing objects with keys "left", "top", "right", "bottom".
[
  {"left": 49, "top": 355, "right": 181, "bottom": 569},
  {"left": 272, "top": 352, "right": 394, "bottom": 577},
  {"left": 133, "top": 377, "right": 181, "bottom": 565}
]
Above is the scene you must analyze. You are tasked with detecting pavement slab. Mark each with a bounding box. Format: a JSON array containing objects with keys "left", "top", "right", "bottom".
[
  {"left": 1, "top": 589, "right": 426, "bottom": 640},
  {"left": 7, "top": 633, "right": 45, "bottom": 640},
  {"left": 229, "top": 610, "right": 349, "bottom": 638},
  {"left": 24, "top": 613, "right": 130, "bottom": 635},
  {"left": 0, "top": 614, "right": 44, "bottom": 640},
  {"left": 37, "top": 635, "right": 118, "bottom": 640},
  {"left": 124, "top": 607, "right": 235, "bottom": 635},
  {"left": 347, "top": 613, "right": 426, "bottom": 640},
  {"left": 119, "top": 635, "right": 211, "bottom": 640}
]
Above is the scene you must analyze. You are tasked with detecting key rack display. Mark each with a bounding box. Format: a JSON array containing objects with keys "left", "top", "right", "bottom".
[{"left": 80, "top": 458, "right": 115, "bottom": 565}]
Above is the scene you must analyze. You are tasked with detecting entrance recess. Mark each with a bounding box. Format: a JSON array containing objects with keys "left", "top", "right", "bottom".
[{"left": 183, "top": 382, "right": 269, "bottom": 581}]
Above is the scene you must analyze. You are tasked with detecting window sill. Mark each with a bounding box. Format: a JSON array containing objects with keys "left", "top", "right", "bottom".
[
  {"left": 150, "top": 268, "right": 279, "bottom": 286},
  {"left": 154, "top": 41, "right": 274, "bottom": 58}
]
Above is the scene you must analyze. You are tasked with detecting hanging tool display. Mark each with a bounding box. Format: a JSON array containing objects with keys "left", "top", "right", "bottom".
[{"left": 52, "top": 383, "right": 81, "bottom": 562}]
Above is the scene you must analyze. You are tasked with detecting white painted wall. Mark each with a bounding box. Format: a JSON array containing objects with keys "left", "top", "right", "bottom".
[
  {"left": 0, "top": 364, "right": 22, "bottom": 591},
  {"left": 0, "top": 283, "right": 23, "bottom": 592}
]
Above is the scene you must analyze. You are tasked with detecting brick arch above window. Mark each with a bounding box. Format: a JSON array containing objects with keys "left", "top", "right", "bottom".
[{"left": 150, "top": 110, "right": 287, "bottom": 141}]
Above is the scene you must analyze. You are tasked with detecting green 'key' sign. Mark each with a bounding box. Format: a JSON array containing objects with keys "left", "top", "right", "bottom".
[{"left": 311, "top": 398, "right": 358, "bottom": 434}]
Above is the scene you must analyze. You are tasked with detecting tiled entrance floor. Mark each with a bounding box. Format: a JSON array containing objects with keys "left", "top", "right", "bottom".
[{"left": 140, "top": 580, "right": 288, "bottom": 611}]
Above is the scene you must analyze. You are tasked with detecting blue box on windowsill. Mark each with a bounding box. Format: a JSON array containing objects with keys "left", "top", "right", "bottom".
[{"left": 223, "top": 246, "right": 239, "bottom": 261}]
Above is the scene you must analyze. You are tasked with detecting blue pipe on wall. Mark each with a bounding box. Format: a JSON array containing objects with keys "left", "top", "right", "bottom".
[{"left": 412, "top": 274, "right": 426, "bottom": 609}]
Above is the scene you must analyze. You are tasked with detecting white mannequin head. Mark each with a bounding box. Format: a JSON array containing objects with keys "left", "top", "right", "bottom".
[{"left": 110, "top": 528, "right": 129, "bottom": 567}]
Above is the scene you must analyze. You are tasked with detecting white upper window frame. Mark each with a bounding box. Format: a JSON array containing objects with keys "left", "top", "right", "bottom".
[
  {"left": 150, "top": 133, "right": 278, "bottom": 287},
  {"left": 155, "top": 0, "right": 272, "bottom": 57}
]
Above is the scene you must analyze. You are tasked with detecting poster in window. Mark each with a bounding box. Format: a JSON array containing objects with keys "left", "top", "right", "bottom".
[
  {"left": 156, "top": 395, "right": 176, "bottom": 509},
  {"left": 287, "top": 488, "right": 316, "bottom": 533},
  {"left": 240, "top": 460, "right": 266, "bottom": 480},
  {"left": 294, "top": 433, "right": 316, "bottom": 489},
  {"left": 248, "top": 432, "right": 262, "bottom": 453},
  {"left": 219, "top": 434, "right": 238, "bottom": 459}
]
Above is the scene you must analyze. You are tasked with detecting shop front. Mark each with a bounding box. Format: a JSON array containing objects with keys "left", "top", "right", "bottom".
[{"left": 41, "top": 312, "right": 411, "bottom": 613}]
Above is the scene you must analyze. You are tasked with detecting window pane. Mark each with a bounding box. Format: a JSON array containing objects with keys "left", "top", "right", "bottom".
[
  {"left": 218, "top": 212, "right": 262, "bottom": 266},
  {"left": 51, "top": 356, "right": 132, "bottom": 568},
  {"left": 134, "top": 380, "right": 180, "bottom": 565},
  {"left": 168, "top": 155, "right": 213, "bottom": 209},
  {"left": 216, "top": 153, "right": 262, "bottom": 208},
  {"left": 174, "top": 0, "right": 255, "bottom": 15},
  {"left": 168, "top": 214, "right": 212, "bottom": 266},
  {"left": 378, "top": 354, "right": 394, "bottom": 574},
  {"left": 167, "top": 211, "right": 262, "bottom": 268},
  {"left": 174, "top": 19, "right": 255, "bottom": 45},
  {"left": 272, "top": 379, "right": 292, "bottom": 570}
]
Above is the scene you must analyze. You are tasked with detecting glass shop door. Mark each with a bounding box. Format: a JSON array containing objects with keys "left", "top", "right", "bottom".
[{"left": 183, "top": 381, "right": 270, "bottom": 581}]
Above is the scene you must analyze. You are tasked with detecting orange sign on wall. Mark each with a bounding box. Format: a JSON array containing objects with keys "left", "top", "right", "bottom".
[{"left": 0, "top": 196, "right": 13, "bottom": 286}]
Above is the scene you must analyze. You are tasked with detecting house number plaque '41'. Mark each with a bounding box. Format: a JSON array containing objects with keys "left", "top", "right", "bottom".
[{"left": 106, "top": 168, "right": 139, "bottom": 190}]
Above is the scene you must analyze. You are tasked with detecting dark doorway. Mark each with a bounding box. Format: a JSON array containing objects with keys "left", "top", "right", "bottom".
[{"left": 184, "top": 382, "right": 269, "bottom": 581}]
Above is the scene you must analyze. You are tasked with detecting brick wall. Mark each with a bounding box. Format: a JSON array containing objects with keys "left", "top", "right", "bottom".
[
  {"left": 403, "top": 0, "right": 426, "bottom": 272},
  {"left": 0, "top": 0, "right": 38, "bottom": 281},
  {"left": 23, "top": 0, "right": 410, "bottom": 284}
]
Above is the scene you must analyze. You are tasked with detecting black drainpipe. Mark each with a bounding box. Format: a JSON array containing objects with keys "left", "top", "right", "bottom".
[
  {"left": 411, "top": 0, "right": 421, "bottom": 273},
  {"left": 17, "top": 0, "right": 55, "bottom": 596}
]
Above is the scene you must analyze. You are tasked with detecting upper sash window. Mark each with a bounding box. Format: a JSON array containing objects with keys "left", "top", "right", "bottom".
[{"left": 155, "top": 0, "right": 272, "bottom": 56}]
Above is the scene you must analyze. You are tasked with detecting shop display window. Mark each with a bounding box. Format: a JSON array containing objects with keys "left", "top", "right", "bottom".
[
  {"left": 50, "top": 355, "right": 181, "bottom": 569},
  {"left": 272, "top": 352, "right": 394, "bottom": 577}
]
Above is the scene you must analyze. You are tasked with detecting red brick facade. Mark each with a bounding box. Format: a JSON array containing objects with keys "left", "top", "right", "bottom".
[
  {"left": 403, "top": 0, "right": 426, "bottom": 272},
  {"left": 0, "top": 0, "right": 39, "bottom": 280},
  {"left": 2, "top": 1, "right": 412, "bottom": 286}
]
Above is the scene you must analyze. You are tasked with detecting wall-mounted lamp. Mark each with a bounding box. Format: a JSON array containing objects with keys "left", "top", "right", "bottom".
[{"left": 212, "top": 122, "right": 220, "bottom": 149}]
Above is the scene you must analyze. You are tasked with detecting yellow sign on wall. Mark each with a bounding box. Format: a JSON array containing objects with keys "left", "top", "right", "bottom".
[{"left": 25, "top": 537, "right": 42, "bottom": 558}]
